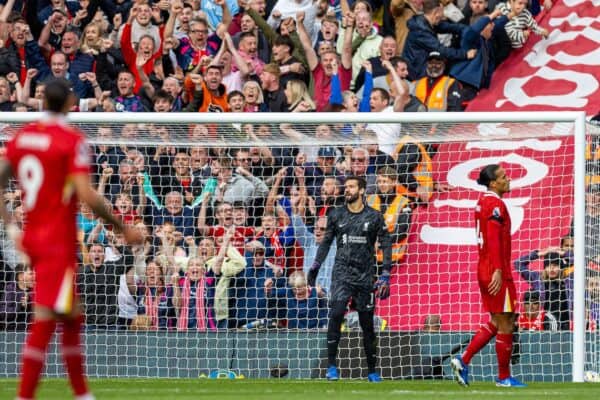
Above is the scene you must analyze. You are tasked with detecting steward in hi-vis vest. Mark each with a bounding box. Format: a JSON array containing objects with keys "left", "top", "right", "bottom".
[
  {"left": 392, "top": 135, "right": 434, "bottom": 203},
  {"left": 366, "top": 166, "right": 412, "bottom": 264}
]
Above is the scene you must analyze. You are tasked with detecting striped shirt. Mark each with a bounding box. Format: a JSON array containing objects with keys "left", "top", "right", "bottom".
[{"left": 497, "top": 2, "right": 545, "bottom": 48}]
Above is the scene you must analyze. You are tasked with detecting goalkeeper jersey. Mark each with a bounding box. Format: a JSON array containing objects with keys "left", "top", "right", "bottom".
[{"left": 314, "top": 204, "right": 392, "bottom": 287}]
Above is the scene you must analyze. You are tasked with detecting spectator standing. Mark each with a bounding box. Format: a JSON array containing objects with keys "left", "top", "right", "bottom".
[
  {"left": 391, "top": 0, "right": 424, "bottom": 54},
  {"left": 514, "top": 248, "right": 572, "bottom": 330},
  {"left": 265, "top": 271, "right": 329, "bottom": 329},
  {"left": 204, "top": 228, "right": 246, "bottom": 329},
  {"left": 403, "top": 0, "right": 476, "bottom": 80},
  {"left": 291, "top": 195, "right": 336, "bottom": 291},
  {"left": 414, "top": 51, "right": 464, "bottom": 111},
  {"left": 336, "top": 9, "right": 383, "bottom": 88},
  {"left": 78, "top": 243, "right": 135, "bottom": 329},
  {"left": 450, "top": 9, "right": 508, "bottom": 103},
  {"left": 135, "top": 260, "right": 177, "bottom": 330},
  {"left": 366, "top": 166, "right": 412, "bottom": 268},
  {"left": 0, "top": 264, "right": 34, "bottom": 331},
  {"left": 235, "top": 240, "right": 285, "bottom": 328},
  {"left": 296, "top": 10, "right": 352, "bottom": 111},
  {"left": 259, "top": 63, "right": 288, "bottom": 112}
]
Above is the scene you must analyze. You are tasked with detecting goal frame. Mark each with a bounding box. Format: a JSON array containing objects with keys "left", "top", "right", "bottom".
[{"left": 0, "top": 111, "right": 587, "bottom": 382}]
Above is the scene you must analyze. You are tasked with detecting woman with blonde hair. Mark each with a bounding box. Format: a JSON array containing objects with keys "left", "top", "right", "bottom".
[
  {"left": 284, "top": 79, "right": 316, "bottom": 112},
  {"left": 80, "top": 22, "right": 105, "bottom": 55},
  {"left": 172, "top": 256, "right": 209, "bottom": 331},
  {"left": 242, "top": 80, "right": 268, "bottom": 112}
]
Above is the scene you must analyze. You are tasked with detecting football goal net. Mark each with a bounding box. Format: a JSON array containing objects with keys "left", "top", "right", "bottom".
[{"left": 0, "top": 111, "right": 592, "bottom": 382}]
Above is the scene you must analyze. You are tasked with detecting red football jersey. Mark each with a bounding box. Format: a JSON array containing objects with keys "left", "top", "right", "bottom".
[
  {"left": 5, "top": 117, "right": 90, "bottom": 261},
  {"left": 207, "top": 225, "right": 255, "bottom": 254},
  {"left": 475, "top": 192, "right": 512, "bottom": 282}
]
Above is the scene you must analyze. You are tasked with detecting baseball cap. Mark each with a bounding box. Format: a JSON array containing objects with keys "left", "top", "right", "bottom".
[
  {"left": 427, "top": 51, "right": 446, "bottom": 61},
  {"left": 543, "top": 252, "right": 566, "bottom": 268},
  {"left": 318, "top": 146, "right": 336, "bottom": 158}
]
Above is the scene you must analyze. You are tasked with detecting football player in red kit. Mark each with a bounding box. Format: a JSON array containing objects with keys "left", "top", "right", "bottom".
[
  {"left": 0, "top": 79, "right": 143, "bottom": 400},
  {"left": 450, "top": 164, "right": 526, "bottom": 388}
]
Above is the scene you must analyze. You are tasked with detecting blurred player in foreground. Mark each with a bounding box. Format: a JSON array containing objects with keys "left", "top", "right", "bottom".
[
  {"left": 451, "top": 164, "right": 526, "bottom": 388},
  {"left": 0, "top": 78, "right": 143, "bottom": 400}
]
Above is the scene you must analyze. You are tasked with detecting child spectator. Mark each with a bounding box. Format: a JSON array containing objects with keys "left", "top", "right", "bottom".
[
  {"left": 517, "top": 291, "right": 558, "bottom": 331},
  {"left": 497, "top": 0, "right": 548, "bottom": 48},
  {"left": 514, "top": 248, "right": 572, "bottom": 330}
]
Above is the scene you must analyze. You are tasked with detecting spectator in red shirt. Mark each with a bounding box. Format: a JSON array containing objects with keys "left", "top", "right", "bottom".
[
  {"left": 518, "top": 291, "right": 558, "bottom": 331},
  {"left": 296, "top": 10, "right": 352, "bottom": 111},
  {"left": 198, "top": 196, "right": 255, "bottom": 255}
]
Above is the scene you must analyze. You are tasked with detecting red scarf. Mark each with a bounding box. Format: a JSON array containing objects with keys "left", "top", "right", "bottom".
[
  {"left": 145, "top": 286, "right": 161, "bottom": 330},
  {"left": 18, "top": 47, "right": 26, "bottom": 84},
  {"left": 256, "top": 231, "right": 285, "bottom": 272},
  {"left": 177, "top": 276, "right": 206, "bottom": 331},
  {"left": 518, "top": 311, "right": 545, "bottom": 331}
]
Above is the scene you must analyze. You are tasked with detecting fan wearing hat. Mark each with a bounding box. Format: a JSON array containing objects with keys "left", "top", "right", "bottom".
[
  {"left": 413, "top": 51, "right": 464, "bottom": 111},
  {"left": 302, "top": 146, "right": 341, "bottom": 198},
  {"left": 513, "top": 246, "right": 572, "bottom": 330}
]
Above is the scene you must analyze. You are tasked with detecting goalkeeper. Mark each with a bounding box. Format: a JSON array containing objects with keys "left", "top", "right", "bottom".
[{"left": 308, "top": 176, "right": 392, "bottom": 382}]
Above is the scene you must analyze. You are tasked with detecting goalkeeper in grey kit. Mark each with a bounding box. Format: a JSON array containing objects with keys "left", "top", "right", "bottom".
[{"left": 308, "top": 176, "right": 392, "bottom": 382}]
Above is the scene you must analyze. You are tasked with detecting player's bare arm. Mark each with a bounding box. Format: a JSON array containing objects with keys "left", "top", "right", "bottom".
[{"left": 488, "top": 269, "right": 503, "bottom": 296}]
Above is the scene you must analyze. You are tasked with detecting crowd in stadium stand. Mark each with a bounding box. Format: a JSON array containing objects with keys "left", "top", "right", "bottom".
[{"left": 2, "top": 0, "right": 595, "bottom": 333}]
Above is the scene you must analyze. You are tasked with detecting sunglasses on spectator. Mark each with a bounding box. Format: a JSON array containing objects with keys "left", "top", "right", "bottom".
[
  {"left": 351, "top": 157, "right": 366, "bottom": 162},
  {"left": 316, "top": 227, "right": 326, "bottom": 231}
]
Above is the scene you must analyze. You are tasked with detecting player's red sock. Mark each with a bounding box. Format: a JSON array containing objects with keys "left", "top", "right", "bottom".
[
  {"left": 496, "top": 333, "right": 513, "bottom": 380},
  {"left": 18, "top": 319, "right": 57, "bottom": 399},
  {"left": 62, "top": 315, "right": 90, "bottom": 397},
  {"left": 462, "top": 321, "right": 498, "bottom": 365}
]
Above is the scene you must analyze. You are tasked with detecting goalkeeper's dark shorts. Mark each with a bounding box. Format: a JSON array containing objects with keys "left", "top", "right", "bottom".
[{"left": 330, "top": 281, "right": 374, "bottom": 312}]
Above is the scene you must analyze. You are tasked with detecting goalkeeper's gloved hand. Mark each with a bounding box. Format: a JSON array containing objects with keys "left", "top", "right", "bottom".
[
  {"left": 307, "top": 261, "right": 321, "bottom": 287},
  {"left": 375, "top": 270, "right": 391, "bottom": 300}
]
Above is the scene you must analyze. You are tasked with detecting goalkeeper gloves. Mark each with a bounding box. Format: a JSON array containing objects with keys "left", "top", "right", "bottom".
[
  {"left": 375, "top": 270, "right": 391, "bottom": 300},
  {"left": 307, "top": 261, "right": 321, "bottom": 287}
]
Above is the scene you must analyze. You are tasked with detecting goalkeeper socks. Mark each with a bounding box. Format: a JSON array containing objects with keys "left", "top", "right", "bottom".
[
  {"left": 62, "top": 315, "right": 90, "bottom": 397},
  {"left": 18, "top": 319, "right": 57, "bottom": 399},
  {"left": 358, "top": 311, "right": 377, "bottom": 373},
  {"left": 496, "top": 333, "right": 513, "bottom": 380},
  {"left": 327, "top": 335, "right": 341, "bottom": 367},
  {"left": 462, "top": 321, "right": 498, "bottom": 365}
]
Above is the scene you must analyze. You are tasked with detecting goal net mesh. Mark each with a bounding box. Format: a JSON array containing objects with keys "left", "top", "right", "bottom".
[{"left": 0, "top": 116, "right": 594, "bottom": 381}]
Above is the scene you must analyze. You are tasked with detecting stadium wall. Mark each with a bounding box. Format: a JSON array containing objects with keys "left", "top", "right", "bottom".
[{"left": 0, "top": 332, "right": 576, "bottom": 381}]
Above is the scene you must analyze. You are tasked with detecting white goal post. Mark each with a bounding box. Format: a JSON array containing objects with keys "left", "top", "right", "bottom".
[{"left": 0, "top": 111, "right": 589, "bottom": 382}]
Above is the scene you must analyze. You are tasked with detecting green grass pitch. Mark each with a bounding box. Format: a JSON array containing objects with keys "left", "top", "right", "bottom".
[{"left": 1, "top": 379, "right": 599, "bottom": 400}]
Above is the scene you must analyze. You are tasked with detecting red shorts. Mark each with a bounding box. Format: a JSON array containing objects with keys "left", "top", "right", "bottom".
[
  {"left": 478, "top": 279, "right": 517, "bottom": 314},
  {"left": 32, "top": 257, "right": 78, "bottom": 314}
]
